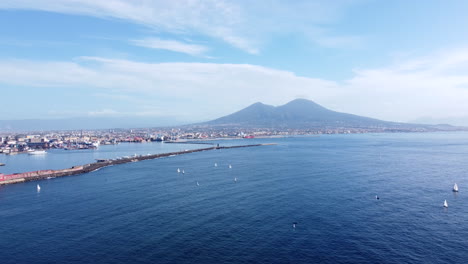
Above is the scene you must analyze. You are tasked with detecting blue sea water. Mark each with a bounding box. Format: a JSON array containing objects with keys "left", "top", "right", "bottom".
[
  {"left": 1, "top": 133, "right": 468, "bottom": 263},
  {"left": 0, "top": 142, "right": 202, "bottom": 174}
]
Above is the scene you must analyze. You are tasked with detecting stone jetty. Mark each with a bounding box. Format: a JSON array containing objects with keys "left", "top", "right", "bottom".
[{"left": 0, "top": 143, "right": 274, "bottom": 186}]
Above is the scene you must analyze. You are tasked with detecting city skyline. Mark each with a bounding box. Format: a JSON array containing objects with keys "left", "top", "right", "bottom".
[{"left": 1, "top": 1, "right": 468, "bottom": 125}]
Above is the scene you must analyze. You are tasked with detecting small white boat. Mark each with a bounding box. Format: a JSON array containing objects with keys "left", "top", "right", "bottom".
[
  {"left": 37, "top": 184, "right": 41, "bottom": 192},
  {"left": 182, "top": 170, "right": 185, "bottom": 174},
  {"left": 234, "top": 177, "right": 237, "bottom": 182},
  {"left": 196, "top": 181, "right": 200, "bottom": 186},
  {"left": 229, "top": 164, "right": 232, "bottom": 169},
  {"left": 453, "top": 183, "right": 459, "bottom": 192},
  {"left": 214, "top": 163, "right": 217, "bottom": 167},
  {"left": 444, "top": 200, "right": 448, "bottom": 208},
  {"left": 177, "top": 168, "right": 180, "bottom": 173},
  {"left": 29, "top": 150, "right": 47, "bottom": 155}
]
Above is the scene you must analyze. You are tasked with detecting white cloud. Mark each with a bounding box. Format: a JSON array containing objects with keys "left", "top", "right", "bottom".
[
  {"left": 1, "top": 48, "right": 468, "bottom": 123},
  {"left": 130, "top": 38, "right": 208, "bottom": 56},
  {"left": 0, "top": 0, "right": 251, "bottom": 52},
  {"left": 337, "top": 48, "right": 468, "bottom": 122},
  {"left": 0, "top": 57, "right": 338, "bottom": 120},
  {"left": 0, "top": 0, "right": 362, "bottom": 53},
  {"left": 88, "top": 109, "right": 118, "bottom": 116}
]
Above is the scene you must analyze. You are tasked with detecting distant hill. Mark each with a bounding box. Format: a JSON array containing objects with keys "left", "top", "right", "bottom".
[
  {"left": 411, "top": 116, "right": 468, "bottom": 127},
  {"left": 199, "top": 99, "right": 456, "bottom": 130},
  {"left": 0, "top": 117, "right": 185, "bottom": 132},
  {"left": 1, "top": 99, "right": 462, "bottom": 132}
]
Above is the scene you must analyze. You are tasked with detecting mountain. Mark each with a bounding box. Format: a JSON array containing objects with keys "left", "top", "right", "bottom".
[
  {"left": 200, "top": 99, "right": 453, "bottom": 130},
  {"left": 411, "top": 116, "right": 468, "bottom": 127},
  {"left": 1, "top": 99, "right": 461, "bottom": 132}
]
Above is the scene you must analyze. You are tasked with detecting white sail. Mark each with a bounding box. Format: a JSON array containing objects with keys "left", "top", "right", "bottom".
[
  {"left": 196, "top": 181, "right": 200, "bottom": 186},
  {"left": 177, "top": 168, "right": 180, "bottom": 173},
  {"left": 37, "top": 184, "right": 41, "bottom": 192},
  {"left": 229, "top": 164, "right": 232, "bottom": 169},
  {"left": 234, "top": 177, "right": 237, "bottom": 182},
  {"left": 444, "top": 200, "right": 448, "bottom": 208},
  {"left": 182, "top": 170, "right": 185, "bottom": 174},
  {"left": 214, "top": 163, "right": 217, "bottom": 167},
  {"left": 453, "top": 183, "right": 459, "bottom": 192}
]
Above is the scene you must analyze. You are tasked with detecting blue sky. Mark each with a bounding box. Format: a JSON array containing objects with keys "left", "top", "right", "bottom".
[{"left": 1, "top": 0, "right": 468, "bottom": 125}]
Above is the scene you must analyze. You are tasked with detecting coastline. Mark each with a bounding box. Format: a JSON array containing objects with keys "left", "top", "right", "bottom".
[{"left": 0, "top": 143, "right": 275, "bottom": 186}]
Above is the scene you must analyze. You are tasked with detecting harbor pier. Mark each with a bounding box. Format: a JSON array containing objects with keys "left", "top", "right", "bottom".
[{"left": 0, "top": 143, "right": 274, "bottom": 186}]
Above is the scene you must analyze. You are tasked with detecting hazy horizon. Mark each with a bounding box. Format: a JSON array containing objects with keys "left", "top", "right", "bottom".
[{"left": 0, "top": 98, "right": 465, "bottom": 132}]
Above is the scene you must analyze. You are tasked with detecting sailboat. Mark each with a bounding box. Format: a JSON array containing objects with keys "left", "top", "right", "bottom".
[
  {"left": 196, "top": 181, "right": 200, "bottom": 186},
  {"left": 177, "top": 168, "right": 181, "bottom": 173},
  {"left": 229, "top": 164, "right": 232, "bottom": 169},
  {"left": 214, "top": 163, "right": 217, "bottom": 167},
  {"left": 37, "top": 184, "right": 41, "bottom": 192},
  {"left": 234, "top": 177, "right": 237, "bottom": 182},
  {"left": 182, "top": 169, "right": 185, "bottom": 174},
  {"left": 444, "top": 200, "right": 448, "bottom": 208},
  {"left": 453, "top": 183, "right": 459, "bottom": 192}
]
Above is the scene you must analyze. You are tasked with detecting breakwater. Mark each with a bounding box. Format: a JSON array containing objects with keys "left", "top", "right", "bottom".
[{"left": 0, "top": 143, "right": 274, "bottom": 185}]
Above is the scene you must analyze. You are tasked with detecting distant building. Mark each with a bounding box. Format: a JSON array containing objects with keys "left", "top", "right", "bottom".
[
  {"left": 27, "top": 138, "right": 49, "bottom": 149},
  {"left": 6, "top": 140, "right": 17, "bottom": 145}
]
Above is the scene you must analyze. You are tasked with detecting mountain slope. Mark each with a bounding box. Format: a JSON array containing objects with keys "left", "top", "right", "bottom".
[{"left": 202, "top": 99, "right": 423, "bottom": 129}]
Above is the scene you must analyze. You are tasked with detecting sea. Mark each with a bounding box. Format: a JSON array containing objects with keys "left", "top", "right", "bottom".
[{"left": 1, "top": 132, "right": 468, "bottom": 264}]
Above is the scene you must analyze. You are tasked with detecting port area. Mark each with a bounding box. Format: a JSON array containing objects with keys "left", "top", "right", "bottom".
[{"left": 0, "top": 143, "right": 275, "bottom": 186}]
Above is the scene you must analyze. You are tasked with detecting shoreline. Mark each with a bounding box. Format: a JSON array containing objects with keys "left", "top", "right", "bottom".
[{"left": 0, "top": 143, "right": 275, "bottom": 186}]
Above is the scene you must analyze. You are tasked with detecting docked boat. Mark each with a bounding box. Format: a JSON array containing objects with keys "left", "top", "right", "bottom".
[{"left": 29, "top": 150, "right": 47, "bottom": 155}]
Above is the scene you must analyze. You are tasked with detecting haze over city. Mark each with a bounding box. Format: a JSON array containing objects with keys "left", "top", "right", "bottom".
[{"left": 1, "top": 1, "right": 468, "bottom": 126}]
